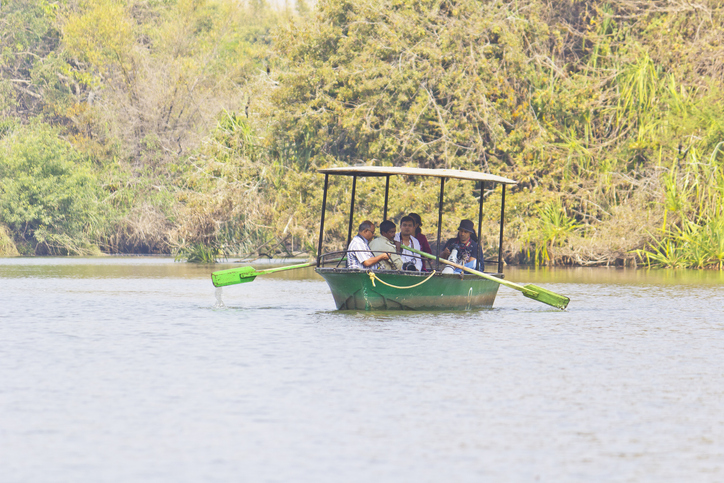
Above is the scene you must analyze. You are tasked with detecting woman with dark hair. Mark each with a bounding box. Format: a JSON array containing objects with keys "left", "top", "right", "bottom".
[{"left": 439, "top": 219, "right": 483, "bottom": 273}]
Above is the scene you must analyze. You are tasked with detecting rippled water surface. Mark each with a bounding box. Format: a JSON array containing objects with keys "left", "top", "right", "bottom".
[{"left": 1, "top": 257, "right": 723, "bottom": 482}]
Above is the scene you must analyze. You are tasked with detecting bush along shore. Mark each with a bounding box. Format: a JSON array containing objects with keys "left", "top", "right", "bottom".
[{"left": 1, "top": 0, "right": 723, "bottom": 268}]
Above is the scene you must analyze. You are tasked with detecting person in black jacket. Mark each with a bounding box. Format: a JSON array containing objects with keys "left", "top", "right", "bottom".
[{"left": 440, "top": 219, "right": 483, "bottom": 273}]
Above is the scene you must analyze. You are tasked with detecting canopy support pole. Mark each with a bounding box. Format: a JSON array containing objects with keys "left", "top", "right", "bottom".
[
  {"left": 316, "top": 174, "right": 329, "bottom": 267},
  {"left": 497, "top": 184, "right": 506, "bottom": 274},
  {"left": 477, "top": 181, "right": 484, "bottom": 271},
  {"left": 436, "top": 178, "right": 445, "bottom": 270},
  {"left": 346, "top": 176, "right": 357, "bottom": 250},
  {"left": 383, "top": 175, "right": 390, "bottom": 221}
]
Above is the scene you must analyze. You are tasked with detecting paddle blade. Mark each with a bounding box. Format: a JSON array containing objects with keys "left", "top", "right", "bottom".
[
  {"left": 522, "top": 284, "right": 570, "bottom": 310},
  {"left": 211, "top": 266, "right": 258, "bottom": 287}
]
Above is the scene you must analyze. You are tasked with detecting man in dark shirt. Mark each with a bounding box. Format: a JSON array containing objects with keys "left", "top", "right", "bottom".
[{"left": 440, "top": 219, "right": 482, "bottom": 273}]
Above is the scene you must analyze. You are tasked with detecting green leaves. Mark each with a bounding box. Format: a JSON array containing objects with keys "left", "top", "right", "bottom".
[
  {"left": 526, "top": 200, "right": 581, "bottom": 265},
  {"left": 1, "top": 0, "right": 724, "bottom": 266},
  {"left": 62, "top": 0, "right": 135, "bottom": 72},
  {"left": 0, "top": 123, "right": 105, "bottom": 254},
  {"left": 0, "top": 223, "right": 19, "bottom": 256},
  {"left": 273, "top": 0, "right": 546, "bottom": 171},
  {"left": 0, "top": 0, "right": 63, "bottom": 119},
  {"left": 636, "top": 216, "right": 724, "bottom": 270}
]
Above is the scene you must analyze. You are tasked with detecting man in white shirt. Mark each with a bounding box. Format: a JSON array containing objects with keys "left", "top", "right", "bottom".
[
  {"left": 393, "top": 216, "right": 422, "bottom": 271},
  {"left": 346, "top": 220, "right": 390, "bottom": 270},
  {"left": 369, "top": 220, "right": 403, "bottom": 270}
]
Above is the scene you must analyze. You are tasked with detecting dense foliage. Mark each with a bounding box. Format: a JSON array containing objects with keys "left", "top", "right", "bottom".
[
  {"left": 0, "top": 122, "right": 105, "bottom": 254},
  {"left": 0, "top": 0, "right": 723, "bottom": 267}
]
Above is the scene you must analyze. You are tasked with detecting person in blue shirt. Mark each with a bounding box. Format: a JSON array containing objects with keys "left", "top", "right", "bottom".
[{"left": 346, "top": 221, "right": 390, "bottom": 270}]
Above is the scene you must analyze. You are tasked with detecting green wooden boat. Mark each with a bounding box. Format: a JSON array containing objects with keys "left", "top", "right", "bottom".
[
  {"left": 316, "top": 268, "right": 501, "bottom": 310},
  {"left": 211, "top": 166, "right": 569, "bottom": 309},
  {"left": 314, "top": 166, "right": 517, "bottom": 311}
]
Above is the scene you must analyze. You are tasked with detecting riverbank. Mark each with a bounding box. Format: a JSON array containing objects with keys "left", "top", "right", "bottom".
[{"left": 1, "top": 0, "right": 722, "bottom": 268}]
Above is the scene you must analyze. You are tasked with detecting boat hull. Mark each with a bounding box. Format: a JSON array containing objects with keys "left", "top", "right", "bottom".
[{"left": 316, "top": 268, "right": 501, "bottom": 310}]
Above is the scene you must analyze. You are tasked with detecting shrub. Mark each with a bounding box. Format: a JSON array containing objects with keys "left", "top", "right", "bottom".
[
  {"left": 0, "top": 123, "right": 106, "bottom": 254},
  {"left": 0, "top": 223, "right": 19, "bottom": 256}
]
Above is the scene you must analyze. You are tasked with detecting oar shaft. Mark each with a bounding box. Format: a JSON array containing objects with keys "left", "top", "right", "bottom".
[
  {"left": 253, "top": 262, "right": 314, "bottom": 276},
  {"left": 402, "top": 245, "right": 525, "bottom": 293},
  {"left": 212, "top": 258, "right": 344, "bottom": 287},
  {"left": 401, "top": 244, "right": 569, "bottom": 309}
]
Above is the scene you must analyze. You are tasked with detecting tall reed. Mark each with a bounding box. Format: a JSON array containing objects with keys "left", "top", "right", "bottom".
[{"left": 636, "top": 144, "right": 724, "bottom": 269}]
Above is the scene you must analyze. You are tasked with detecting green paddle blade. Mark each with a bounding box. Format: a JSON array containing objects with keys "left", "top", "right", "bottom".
[
  {"left": 211, "top": 266, "right": 258, "bottom": 287},
  {"left": 522, "top": 284, "right": 570, "bottom": 310}
]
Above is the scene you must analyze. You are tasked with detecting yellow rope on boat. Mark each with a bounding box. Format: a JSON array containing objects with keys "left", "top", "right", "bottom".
[{"left": 368, "top": 270, "right": 436, "bottom": 289}]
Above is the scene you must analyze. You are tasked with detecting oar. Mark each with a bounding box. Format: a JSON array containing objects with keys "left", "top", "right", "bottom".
[
  {"left": 212, "top": 261, "right": 314, "bottom": 287},
  {"left": 402, "top": 245, "right": 570, "bottom": 310}
]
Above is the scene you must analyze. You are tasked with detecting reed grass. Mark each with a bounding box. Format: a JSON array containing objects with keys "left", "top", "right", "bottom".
[
  {"left": 635, "top": 142, "right": 724, "bottom": 269},
  {"left": 525, "top": 200, "right": 581, "bottom": 266},
  {"left": 0, "top": 224, "right": 19, "bottom": 256},
  {"left": 636, "top": 216, "right": 724, "bottom": 270},
  {"left": 174, "top": 243, "right": 226, "bottom": 264}
]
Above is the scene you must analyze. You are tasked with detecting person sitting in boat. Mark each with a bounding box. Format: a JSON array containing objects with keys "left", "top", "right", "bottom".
[
  {"left": 394, "top": 216, "right": 422, "bottom": 271},
  {"left": 408, "top": 212, "right": 432, "bottom": 271},
  {"left": 369, "top": 220, "right": 403, "bottom": 270},
  {"left": 347, "top": 220, "right": 390, "bottom": 270},
  {"left": 440, "top": 219, "right": 482, "bottom": 273},
  {"left": 408, "top": 213, "right": 432, "bottom": 254}
]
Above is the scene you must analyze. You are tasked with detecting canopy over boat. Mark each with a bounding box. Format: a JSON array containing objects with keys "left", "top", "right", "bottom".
[
  {"left": 316, "top": 165, "right": 517, "bottom": 278},
  {"left": 317, "top": 166, "right": 517, "bottom": 185}
]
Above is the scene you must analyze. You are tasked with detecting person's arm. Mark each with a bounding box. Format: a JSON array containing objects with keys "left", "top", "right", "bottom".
[
  {"left": 468, "top": 241, "right": 481, "bottom": 263},
  {"left": 440, "top": 240, "right": 452, "bottom": 259},
  {"left": 465, "top": 243, "right": 478, "bottom": 265},
  {"left": 389, "top": 251, "right": 402, "bottom": 269},
  {"left": 386, "top": 240, "right": 402, "bottom": 269},
  {"left": 412, "top": 237, "right": 423, "bottom": 270},
  {"left": 476, "top": 241, "right": 484, "bottom": 270},
  {"left": 362, "top": 253, "right": 389, "bottom": 267},
  {"left": 420, "top": 235, "right": 432, "bottom": 254}
]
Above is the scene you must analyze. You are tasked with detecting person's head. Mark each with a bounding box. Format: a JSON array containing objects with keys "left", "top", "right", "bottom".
[
  {"left": 358, "top": 220, "right": 375, "bottom": 241},
  {"left": 379, "top": 220, "right": 396, "bottom": 241},
  {"left": 408, "top": 213, "right": 422, "bottom": 233},
  {"left": 457, "top": 219, "right": 475, "bottom": 242},
  {"left": 400, "top": 216, "right": 415, "bottom": 236}
]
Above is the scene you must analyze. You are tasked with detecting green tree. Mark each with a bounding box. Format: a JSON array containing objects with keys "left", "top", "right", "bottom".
[
  {"left": 272, "top": 0, "right": 552, "bottom": 174},
  {"left": 0, "top": 122, "right": 106, "bottom": 254},
  {"left": 0, "top": 0, "right": 68, "bottom": 120},
  {"left": 59, "top": 0, "right": 282, "bottom": 167}
]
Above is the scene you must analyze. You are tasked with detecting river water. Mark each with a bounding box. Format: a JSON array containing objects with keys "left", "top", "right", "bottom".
[{"left": 1, "top": 257, "right": 723, "bottom": 482}]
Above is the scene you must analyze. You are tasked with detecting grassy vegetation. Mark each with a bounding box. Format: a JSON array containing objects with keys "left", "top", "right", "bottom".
[
  {"left": 1, "top": 0, "right": 723, "bottom": 268},
  {"left": 0, "top": 122, "right": 106, "bottom": 255},
  {"left": 0, "top": 223, "right": 19, "bottom": 256}
]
